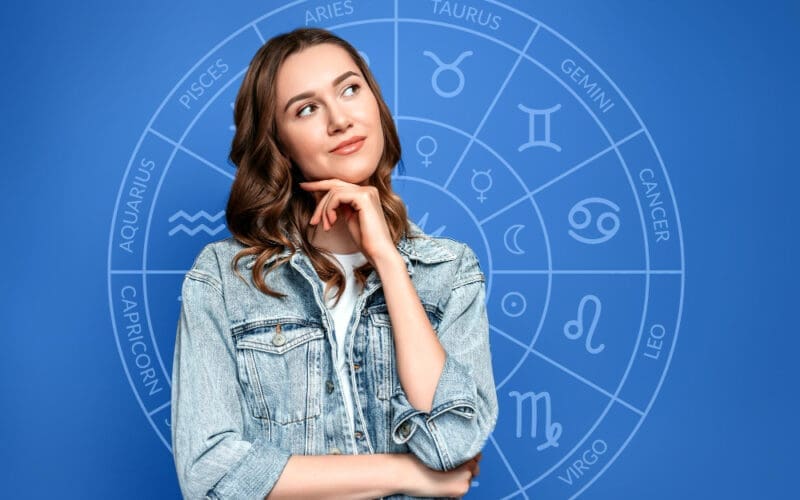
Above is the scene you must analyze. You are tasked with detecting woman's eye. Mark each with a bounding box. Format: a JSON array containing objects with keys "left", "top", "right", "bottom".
[
  {"left": 343, "top": 83, "right": 360, "bottom": 96},
  {"left": 297, "top": 104, "right": 316, "bottom": 117},
  {"left": 295, "top": 85, "right": 359, "bottom": 117}
]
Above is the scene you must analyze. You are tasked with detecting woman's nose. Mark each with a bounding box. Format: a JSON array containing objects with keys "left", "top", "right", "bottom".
[{"left": 327, "top": 102, "right": 352, "bottom": 134}]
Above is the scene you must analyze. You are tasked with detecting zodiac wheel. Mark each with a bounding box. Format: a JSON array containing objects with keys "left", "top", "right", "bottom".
[{"left": 108, "top": 2, "right": 684, "bottom": 498}]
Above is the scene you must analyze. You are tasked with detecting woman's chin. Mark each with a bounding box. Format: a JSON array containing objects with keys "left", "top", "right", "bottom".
[{"left": 341, "top": 167, "right": 378, "bottom": 186}]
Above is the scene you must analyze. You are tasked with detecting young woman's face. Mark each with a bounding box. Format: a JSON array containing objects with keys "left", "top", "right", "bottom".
[{"left": 274, "top": 43, "right": 384, "bottom": 187}]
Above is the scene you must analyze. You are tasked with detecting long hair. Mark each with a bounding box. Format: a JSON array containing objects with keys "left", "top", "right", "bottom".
[{"left": 227, "top": 27, "right": 413, "bottom": 304}]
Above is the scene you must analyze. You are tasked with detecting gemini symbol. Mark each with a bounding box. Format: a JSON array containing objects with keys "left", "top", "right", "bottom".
[{"left": 517, "top": 103, "right": 562, "bottom": 152}]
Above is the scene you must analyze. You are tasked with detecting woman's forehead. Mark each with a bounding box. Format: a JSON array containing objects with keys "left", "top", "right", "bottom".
[{"left": 276, "top": 44, "right": 360, "bottom": 95}]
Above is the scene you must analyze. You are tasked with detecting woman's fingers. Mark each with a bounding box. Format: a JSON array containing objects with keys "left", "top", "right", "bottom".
[
  {"left": 325, "top": 191, "right": 341, "bottom": 229},
  {"left": 309, "top": 197, "right": 324, "bottom": 225},
  {"left": 467, "top": 452, "right": 481, "bottom": 478},
  {"left": 309, "top": 191, "right": 327, "bottom": 225},
  {"left": 302, "top": 180, "right": 360, "bottom": 231},
  {"left": 341, "top": 203, "right": 354, "bottom": 222},
  {"left": 311, "top": 190, "right": 335, "bottom": 230},
  {"left": 302, "top": 180, "right": 394, "bottom": 260},
  {"left": 326, "top": 192, "right": 346, "bottom": 230},
  {"left": 319, "top": 188, "right": 355, "bottom": 231}
]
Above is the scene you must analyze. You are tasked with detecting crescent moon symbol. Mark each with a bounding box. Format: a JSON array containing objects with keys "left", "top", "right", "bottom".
[{"left": 503, "top": 224, "right": 525, "bottom": 255}]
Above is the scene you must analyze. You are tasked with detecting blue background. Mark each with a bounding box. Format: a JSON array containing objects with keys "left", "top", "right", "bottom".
[{"left": 1, "top": 0, "right": 796, "bottom": 498}]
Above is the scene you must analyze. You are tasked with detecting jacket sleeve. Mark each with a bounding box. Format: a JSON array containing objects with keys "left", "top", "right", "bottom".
[
  {"left": 388, "top": 243, "right": 499, "bottom": 471},
  {"left": 171, "top": 263, "right": 291, "bottom": 499}
]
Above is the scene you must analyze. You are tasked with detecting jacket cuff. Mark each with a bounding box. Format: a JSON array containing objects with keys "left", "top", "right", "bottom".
[
  {"left": 389, "top": 353, "right": 478, "bottom": 466},
  {"left": 207, "top": 436, "right": 291, "bottom": 499}
]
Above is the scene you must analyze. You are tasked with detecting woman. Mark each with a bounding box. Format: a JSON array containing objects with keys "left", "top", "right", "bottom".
[{"left": 171, "top": 27, "right": 498, "bottom": 499}]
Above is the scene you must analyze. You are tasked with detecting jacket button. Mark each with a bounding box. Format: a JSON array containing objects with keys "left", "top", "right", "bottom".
[
  {"left": 329, "top": 447, "right": 342, "bottom": 455},
  {"left": 399, "top": 422, "right": 411, "bottom": 437},
  {"left": 326, "top": 380, "right": 334, "bottom": 394},
  {"left": 354, "top": 431, "right": 363, "bottom": 439},
  {"left": 353, "top": 363, "right": 360, "bottom": 371},
  {"left": 272, "top": 333, "right": 286, "bottom": 347}
]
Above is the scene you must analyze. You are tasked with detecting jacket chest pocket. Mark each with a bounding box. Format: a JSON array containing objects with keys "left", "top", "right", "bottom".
[
  {"left": 367, "top": 303, "right": 442, "bottom": 401},
  {"left": 233, "top": 320, "right": 324, "bottom": 424}
]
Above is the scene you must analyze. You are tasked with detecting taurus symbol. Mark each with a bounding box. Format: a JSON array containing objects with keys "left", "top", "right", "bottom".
[{"left": 423, "top": 49, "right": 473, "bottom": 98}]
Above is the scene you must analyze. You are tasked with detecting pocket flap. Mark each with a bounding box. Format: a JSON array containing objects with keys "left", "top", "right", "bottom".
[{"left": 233, "top": 320, "right": 324, "bottom": 355}]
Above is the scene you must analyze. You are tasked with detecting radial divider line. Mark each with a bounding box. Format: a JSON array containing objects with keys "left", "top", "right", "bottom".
[
  {"left": 148, "top": 127, "right": 235, "bottom": 180},
  {"left": 492, "top": 269, "right": 682, "bottom": 275},
  {"left": 491, "top": 325, "right": 645, "bottom": 417},
  {"left": 148, "top": 400, "right": 171, "bottom": 417},
  {"left": 479, "top": 127, "right": 644, "bottom": 226},
  {"left": 394, "top": 0, "right": 399, "bottom": 114},
  {"left": 252, "top": 23, "right": 265, "bottom": 43},
  {"left": 533, "top": 127, "right": 644, "bottom": 196},
  {"left": 487, "top": 433, "right": 530, "bottom": 500},
  {"left": 443, "top": 24, "right": 541, "bottom": 190},
  {"left": 110, "top": 269, "right": 191, "bottom": 275}
]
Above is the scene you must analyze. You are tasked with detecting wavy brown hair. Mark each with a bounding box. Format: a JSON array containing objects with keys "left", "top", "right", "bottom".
[{"left": 227, "top": 27, "right": 413, "bottom": 304}]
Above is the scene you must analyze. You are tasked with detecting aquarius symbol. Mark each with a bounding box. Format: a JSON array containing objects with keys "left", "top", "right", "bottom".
[
  {"left": 509, "top": 390, "right": 563, "bottom": 451},
  {"left": 423, "top": 49, "right": 473, "bottom": 98},
  {"left": 416, "top": 135, "right": 438, "bottom": 167},
  {"left": 517, "top": 103, "right": 562, "bottom": 152},
  {"left": 471, "top": 168, "right": 492, "bottom": 202},
  {"left": 168, "top": 209, "right": 226, "bottom": 237},
  {"left": 563, "top": 294, "right": 605, "bottom": 354},
  {"left": 567, "top": 197, "right": 621, "bottom": 244},
  {"left": 501, "top": 291, "right": 527, "bottom": 317}
]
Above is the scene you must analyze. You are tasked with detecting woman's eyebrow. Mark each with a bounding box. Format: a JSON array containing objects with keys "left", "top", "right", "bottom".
[{"left": 283, "top": 70, "right": 360, "bottom": 113}]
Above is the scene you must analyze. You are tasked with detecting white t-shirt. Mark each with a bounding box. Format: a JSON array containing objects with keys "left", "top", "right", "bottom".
[{"left": 324, "top": 250, "right": 368, "bottom": 452}]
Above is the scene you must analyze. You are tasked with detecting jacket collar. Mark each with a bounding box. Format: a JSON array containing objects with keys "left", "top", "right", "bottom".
[
  {"left": 245, "top": 220, "right": 458, "bottom": 272},
  {"left": 397, "top": 220, "right": 459, "bottom": 264}
]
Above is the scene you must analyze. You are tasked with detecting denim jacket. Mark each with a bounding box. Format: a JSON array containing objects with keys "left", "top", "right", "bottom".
[{"left": 171, "top": 220, "right": 499, "bottom": 499}]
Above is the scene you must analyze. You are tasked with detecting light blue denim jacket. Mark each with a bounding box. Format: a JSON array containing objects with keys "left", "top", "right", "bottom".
[{"left": 171, "top": 220, "right": 498, "bottom": 499}]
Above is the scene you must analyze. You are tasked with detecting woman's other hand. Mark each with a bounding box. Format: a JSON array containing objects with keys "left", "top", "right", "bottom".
[{"left": 397, "top": 452, "right": 482, "bottom": 499}]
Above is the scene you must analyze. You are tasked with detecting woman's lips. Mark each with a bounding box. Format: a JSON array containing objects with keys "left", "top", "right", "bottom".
[{"left": 331, "top": 137, "right": 365, "bottom": 155}]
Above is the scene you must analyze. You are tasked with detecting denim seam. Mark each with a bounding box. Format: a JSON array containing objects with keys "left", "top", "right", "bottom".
[
  {"left": 425, "top": 418, "right": 452, "bottom": 470},
  {"left": 427, "top": 398, "right": 478, "bottom": 421},
  {"left": 451, "top": 272, "right": 485, "bottom": 290},
  {"left": 231, "top": 318, "right": 322, "bottom": 334},
  {"left": 393, "top": 406, "right": 426, "bottom": 425},
  {"left": 185, "top": 270, "right": 224, "bottom": 296},
  {"left": 246, "top": 349, "right": 270, "bottom": 420}
]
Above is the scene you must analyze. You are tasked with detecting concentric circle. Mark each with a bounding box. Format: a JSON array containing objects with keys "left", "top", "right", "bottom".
[{"left": 108, "top": 2, "right": 684, "bottom": 497}]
